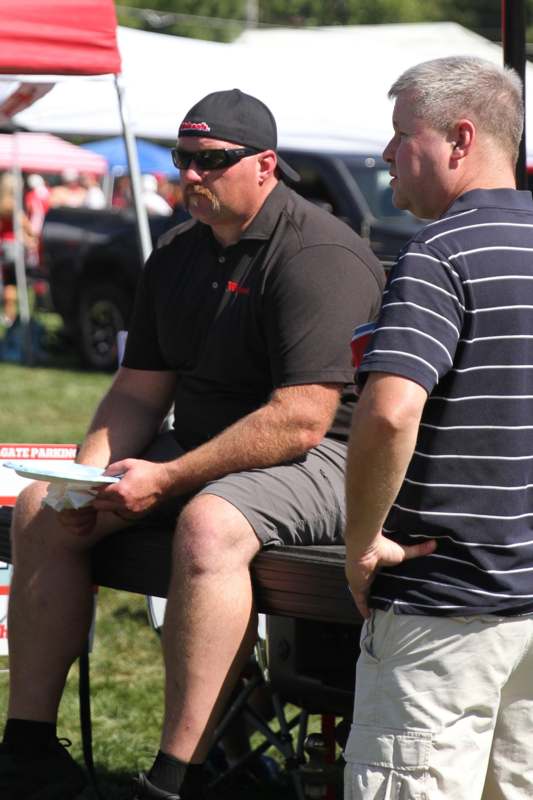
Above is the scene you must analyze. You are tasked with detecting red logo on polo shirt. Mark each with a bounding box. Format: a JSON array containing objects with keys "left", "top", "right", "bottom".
[
  {"left": 180, "top": 121, "right": 211, "bottom": 133},
  {"left": 227, "top": 281, "right": 250, "bottom": 295}
]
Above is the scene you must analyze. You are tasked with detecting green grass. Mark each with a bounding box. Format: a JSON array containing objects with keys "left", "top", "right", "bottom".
[
  {"left": 0, "top": 319, "right": 166, "bottom": 796},
  {"left": 0, "top": 362, "right": 112, "bottom": 443},
  {"left": 0, "top": 591, "right": 304, "bottom": 799},
  {"left": 39, "top": 589, "right": 166, "bottom": 797},
  {"left": 0, "top": 311, "right": 112, "bottom": 443},
  {"left": 0, "top": 583, "right": 302, "bottom": 798},
  {"left": 0, "top": 316, "right": 162, "bottom": 796},
  {"left": 0, "top": 314, "right": 327, "bottom": 798}
]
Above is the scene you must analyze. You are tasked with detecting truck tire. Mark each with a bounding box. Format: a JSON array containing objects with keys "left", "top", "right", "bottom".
[{"left": 78, "top": 282, "right": 131, "bottom": 371}]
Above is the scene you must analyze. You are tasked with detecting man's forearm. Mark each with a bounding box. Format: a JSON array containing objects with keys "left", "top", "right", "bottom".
[
  {"left": 77, "top": 390, "right": 165, "bottom": 467},
  {"left": 161, "top": 383, "right": 341, "bottom": 497},
  {"left": 76, "top": 369, "right": 175, "bottom": 467},
  {"left": 345, "top": 374, "right": 426, "bottom": 553}
]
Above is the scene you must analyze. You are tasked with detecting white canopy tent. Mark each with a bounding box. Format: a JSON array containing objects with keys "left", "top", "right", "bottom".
[
  {"left": 9, "top": 21, "right": 533, "bottom": 159},
  {"left": 8, "top": 28, "right": 241, "bottom": 141},
  {"left": 235, "top": 22, "right": 533, "bottom": 153}
]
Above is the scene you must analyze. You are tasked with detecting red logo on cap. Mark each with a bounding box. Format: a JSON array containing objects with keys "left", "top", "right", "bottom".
[{"left": 180, "top": 121, "right": 211, "bottom": 132}]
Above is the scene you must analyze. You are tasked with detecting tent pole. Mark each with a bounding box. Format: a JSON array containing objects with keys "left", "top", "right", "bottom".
[
  {"left": 113, "top": 74, "right": 152, "bottom": 264},
  {"left": 101, "top": 171, "right": 113, "bottom": 206},
  {"left": 11, "top": 135, "right": 33, "bottom": 364}
]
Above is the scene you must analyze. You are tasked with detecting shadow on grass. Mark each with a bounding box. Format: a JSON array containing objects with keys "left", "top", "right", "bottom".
[
  {"left": 85, "top": 764, "right": 297, "bottom": 800},
  {"left": 31, "top": 326, "right": 91, "bottom": 373},
  {"left": 112, "top": 603, "right": 149, "bottom": 624},
  {"left": 0, "top": 311, "right": 112, "bottom": 376}
]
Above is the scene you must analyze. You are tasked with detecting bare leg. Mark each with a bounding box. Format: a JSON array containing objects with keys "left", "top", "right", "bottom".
[
  {"left": 7, "top": 481, "right": 125, "bottom": 722},
  {"left": 160, "top": 494, "right": 261, "bottom": 762},
  {"left": 3, "top": 285, "right": 17, "bottom": 324}
]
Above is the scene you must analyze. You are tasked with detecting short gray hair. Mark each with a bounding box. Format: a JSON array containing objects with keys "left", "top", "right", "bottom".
[{"left": 389, "top": 56, "right": 524, "bottom": 163}]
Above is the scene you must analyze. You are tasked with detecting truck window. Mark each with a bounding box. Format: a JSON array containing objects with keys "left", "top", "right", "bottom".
[
  {"left": 344, "top": 159, "right": 412, "bottom": 222},
  {"left": 284, "top": 161, "right": 338, "bottom": 215}
]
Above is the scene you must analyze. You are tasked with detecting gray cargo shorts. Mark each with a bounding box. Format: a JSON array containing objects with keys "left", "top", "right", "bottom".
[{"left": 143, "top": 433, "right": 347, "bottom": 547}]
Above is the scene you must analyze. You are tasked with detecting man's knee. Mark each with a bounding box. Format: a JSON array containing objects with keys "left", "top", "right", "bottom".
[
  {"left": 174, "top": 493, "right": 260, "bottom": 575},
  {"left": 12, "top": 481, "right": 47, "bottom": 527},
  {"left": 11, "top": 482, "right": 103, "bottom": 558},
  {"left": 10, "top": 481, "right": 52, "bottom": 552}
]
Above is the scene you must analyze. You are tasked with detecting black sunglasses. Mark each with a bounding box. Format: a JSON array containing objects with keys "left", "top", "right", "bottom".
[{"left": 171, "top": 146, "right": 259, "bottom": 171}]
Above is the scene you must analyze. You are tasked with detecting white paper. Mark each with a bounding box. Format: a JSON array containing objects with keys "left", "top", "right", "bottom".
[{"left": 42, "top": 483, "right": 97, "bottom": 511}]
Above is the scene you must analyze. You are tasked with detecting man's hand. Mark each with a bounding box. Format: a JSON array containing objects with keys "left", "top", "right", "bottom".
[
  {"left": 91, "top": 458, "right": 173, "bottom": 519},
  {"left": 58, "top": 506, "right": 98, "bottom": 537},
  {"left": 345, "top": 532, "right": 436, "bottom": 620}
]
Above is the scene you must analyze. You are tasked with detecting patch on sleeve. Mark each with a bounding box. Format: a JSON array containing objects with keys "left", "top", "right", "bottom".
[{"left": 351, "top": 321, "right": 376, "bottom": 368}]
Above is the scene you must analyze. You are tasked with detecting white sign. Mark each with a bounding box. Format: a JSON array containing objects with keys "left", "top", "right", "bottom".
[
  {"left": 0, "top": 561, "right": 10, "bottom": 653},
  {"left": 0, "top": 443, "right": 77, "bottom": 655}
]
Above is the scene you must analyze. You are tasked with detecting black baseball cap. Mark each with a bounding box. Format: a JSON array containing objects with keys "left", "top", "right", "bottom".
[{"left": 178, "top": 88, "right": 300, "bottom": 183}]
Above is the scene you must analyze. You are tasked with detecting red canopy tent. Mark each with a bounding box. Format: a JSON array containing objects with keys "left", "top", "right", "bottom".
[
  {"left": 0, "top": 0, "right": 151, "bottom": 362},
  {"left": 0, "top": 0, "right": 121, "bottom": 76},
  {"left": 0, "top": 0, "right": 123, "bottom": 124}
]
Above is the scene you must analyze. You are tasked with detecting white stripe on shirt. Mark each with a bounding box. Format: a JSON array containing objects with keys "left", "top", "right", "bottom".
[
  {"left": 426, "top": 221, "right": 533, "bottom": 245},
  {"left": 363, "top": 349, "right": 440, "bottom": 382},
  {"left": 380, "top": 301, "right": 460, "bottom": 335},
  {"left": 375, "top": 326, "right": 453, "bottom": 364},
  {"left": 404, "top": 476, "right": 533, "bottom": 491}
]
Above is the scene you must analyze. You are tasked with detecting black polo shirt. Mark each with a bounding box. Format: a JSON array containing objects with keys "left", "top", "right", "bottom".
[{"left": 124, "top": 181, "right": 385, "bottom": 450}]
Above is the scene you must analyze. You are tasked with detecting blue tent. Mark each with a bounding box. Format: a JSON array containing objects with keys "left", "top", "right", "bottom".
[{"left": 81, "top": 136, "right": 178, "bottom": 176}]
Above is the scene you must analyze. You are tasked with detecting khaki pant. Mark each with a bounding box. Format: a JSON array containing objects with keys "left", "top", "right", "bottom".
[{"left": 344, "top": 607, "right": 533, "bottom": 800}]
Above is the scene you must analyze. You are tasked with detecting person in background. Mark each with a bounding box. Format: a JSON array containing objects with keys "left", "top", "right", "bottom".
[
  {"left": 344, "top": 56, "right": 533, "bottom": 800},
  {"left": 23, "top": 174, "right": 51, "bottom": 270},
  {"left": 0, "top": 172, "right": 36, "bottom": 325},
  {"left": 158, "top": 174, "right": 184, "bottom": 210},
  {"left": 0, "top": 88, "right": 385, "bottom": 800},
  {"left": 49, "top": 169, "right": 87, "bottom": 208},
  {"left": 24, "top": 174, "right": 50, "bottom": 238},
  {"left": 111, "top": 174, "right": 132, "bottom": 208},
  {"left": 80, "top": 172, "right": 106, "bottom": 209},
  {"left": 141, "top": 173, "right": 173, "bottom": 215}
]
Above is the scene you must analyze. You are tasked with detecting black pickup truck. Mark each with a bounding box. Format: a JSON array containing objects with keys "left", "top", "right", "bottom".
[{"left": 42, "top": 147, "right": 424, "bottom": 370}]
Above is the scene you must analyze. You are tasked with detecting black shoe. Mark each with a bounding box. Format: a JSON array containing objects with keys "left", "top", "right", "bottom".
[
  {"left": 0, "top": 738, "right": 87, "bottom": 800},
  {"left": 132, "top": 772, "right": 182, "bottom": 799}
]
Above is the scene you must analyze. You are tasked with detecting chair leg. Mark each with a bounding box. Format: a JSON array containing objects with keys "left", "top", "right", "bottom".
[
  {"left": 78, "top": 640, "right": 94, "bottom": 776},
  {"left": 78, "top": 637, "right": 105, "bottom": 800},
  {"left": 205, "top": 661, "right": 308, "bottom": 799},
  {"left": 270, "top": 691, "right": 306, "bottom": 800}
]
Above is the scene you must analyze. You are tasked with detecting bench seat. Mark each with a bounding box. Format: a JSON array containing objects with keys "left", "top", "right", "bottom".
[{"left": 0, "top": 506, "right": 360, "bottom": 626}]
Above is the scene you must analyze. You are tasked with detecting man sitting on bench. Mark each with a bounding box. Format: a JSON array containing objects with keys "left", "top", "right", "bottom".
[{"left": 0, "top": 89, "right": 384, "bottom": 800}]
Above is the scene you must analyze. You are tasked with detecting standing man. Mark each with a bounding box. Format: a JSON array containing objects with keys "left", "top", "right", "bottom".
[
  {"left": 344, "top": 56, "right": 533, "bottom": 800},
  {"left": 0, "top": 89, "right": 385, "bottom": 800}
]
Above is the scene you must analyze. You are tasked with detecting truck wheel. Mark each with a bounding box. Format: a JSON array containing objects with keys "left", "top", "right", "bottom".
[{"left": 79, "top": 283, "right": 130, "bottom": 371}]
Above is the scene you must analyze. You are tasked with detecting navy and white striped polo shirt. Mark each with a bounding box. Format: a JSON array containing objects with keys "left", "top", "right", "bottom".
[{"left": 358, "top": 188, "right": 533, "bottom": 616}]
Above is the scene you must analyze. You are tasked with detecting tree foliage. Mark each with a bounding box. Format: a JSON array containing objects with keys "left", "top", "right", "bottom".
[
  {"left": 116, "top": 1, "right": 528, "bottom": 44},
  {"left": 262, "top": 0, "right": 440, "bottom": 28},
  {"left": 117, "top": 1, "right": 246, "bottom": 42}
]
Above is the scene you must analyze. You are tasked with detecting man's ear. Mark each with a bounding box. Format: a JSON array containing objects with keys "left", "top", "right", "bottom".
[
  {"left": 450, "top": 119, "right": 475, "bottom": 160},
  {"left": 257, "top": 150, "right": 277, "bottom": 183}
]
